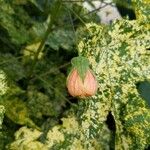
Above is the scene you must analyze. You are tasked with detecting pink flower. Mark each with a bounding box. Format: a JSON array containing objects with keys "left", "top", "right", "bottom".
[{"left": 66, "top": 69, "right": 97, "bottom": 97}]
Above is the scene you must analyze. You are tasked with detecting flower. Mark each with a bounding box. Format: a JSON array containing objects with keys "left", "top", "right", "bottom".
[{"left": 66, "top": 69, "right": 97, "bottom": 97}]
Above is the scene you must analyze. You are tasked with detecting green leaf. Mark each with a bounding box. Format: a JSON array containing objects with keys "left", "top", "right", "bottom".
[
  {"left": 71, "top": 56, "right": 89, "bottom": 81},
  {"left": 0, "top": 1, "right": 31, "bottom": 45},
  {"left": 0, "top": 105, "right": 5, "bottom": 129},
  {"left": 9, "top": 127, "right": 46, "bottom": 150},
  {"left": 27, "top": 88, "right": 58, "bottom": 119},
  {"left": 0, "top": 54, "right": 25, "bottom": 81},
  {"left": 46, "top": 29, "right": 75, "bottom": 51},
  {"left": 29, "top": 0, "right": 44, "bottom": 12},
  {"left": 0, "top": 70, "right": 8, "bottom": 96},
  {"left": 1, "top": 98, "right": 39, "bottom": 130}
]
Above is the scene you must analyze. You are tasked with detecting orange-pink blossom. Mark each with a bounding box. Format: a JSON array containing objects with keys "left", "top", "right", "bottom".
[{"left": 66, "top": 69, "right": 97, "bottom": 97}]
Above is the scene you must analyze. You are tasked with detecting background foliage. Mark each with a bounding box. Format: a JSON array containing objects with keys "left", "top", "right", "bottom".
[{"left": 0, "top": 0, "right": 150, "bottom": 150}]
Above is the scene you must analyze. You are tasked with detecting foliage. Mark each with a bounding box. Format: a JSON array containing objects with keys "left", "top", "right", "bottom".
[
  {"left": 0, "top": 0, "right": 150, "bottom": 150},
  {"left": 0, "top": 105, "right": 5, "bottom": 129},
  {"left": 0, "top": 0, "right": 98, "bottom": 149}
]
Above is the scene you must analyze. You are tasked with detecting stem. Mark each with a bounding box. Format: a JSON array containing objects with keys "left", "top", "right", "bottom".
[
  {"left": 31, "top": 62, "right": 70, "bottom": 81},
  {"left": 36, "top": 75, "right": 77, "bottom": 107},
  {"left": 29, "top": 1, "right": 62, "bottom": 77}
]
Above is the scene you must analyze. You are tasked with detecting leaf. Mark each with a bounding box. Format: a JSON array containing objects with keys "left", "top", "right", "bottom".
[
  {"left": 1, "top": 98, "right": 39, "bottom": 130},
  {"left": 27, "top": 72, "right": 67, "bottom": 119},
  {"left": 22, "top": 42, "right": 44, "bottom": 61},
  {"left": 71, "top": 56, "right": 90, "bottom": 81},
  {"left": 27, "top": 88, "right": 58, "bottom": 118},
  {"left": 132, "top": 0, "right": 150, "bottom": 22},
  {"left": 0, "top": 1, "right": 31, "bottom": 45},
  {"left": 0, "top": 0, "right": 47, "bottom": 46},
  {"left": 29, "top": 0, "right": 45, "bottom": 12},
  {"left": 0, "top": 105, "right": 5, "bottom": 129},
  {"left": 46, "top": 29, "right": 75, "bottom": 51},
  {"left": 77, "top": 19, "right": 150, "bottom": 149},
  {"left": 0, "top": 70, "right": 8, "bottom": 96},
  {"left": 31, "top": 21, "right": 48, "bottom": 40},
  {"left": 9, "top": 127, "right": 47, "bottom": 150},
  {"left": 0, "top": 54, "right": 25, "bottom": 81},
  {"left": 12, "top": 0, "right": 27, "bottom": 5}
]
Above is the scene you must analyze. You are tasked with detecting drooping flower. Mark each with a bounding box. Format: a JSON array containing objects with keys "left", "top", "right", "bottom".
[{"left": 66, "top": 68, "right": 97, "bottom": 98}]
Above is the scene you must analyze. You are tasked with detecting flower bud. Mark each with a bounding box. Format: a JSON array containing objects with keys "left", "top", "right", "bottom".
[{"left": 66, "top": 69, "right": 97, "bottom": 97}]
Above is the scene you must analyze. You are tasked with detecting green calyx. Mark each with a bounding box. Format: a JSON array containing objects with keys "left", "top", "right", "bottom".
[{"left": 71, "top": 56, "right": 90, "bottom": 81}]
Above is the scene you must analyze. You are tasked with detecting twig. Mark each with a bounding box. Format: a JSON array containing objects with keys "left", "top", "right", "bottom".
[{"left": 31, "top": 62, "right": 70, "bottom": 81}]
